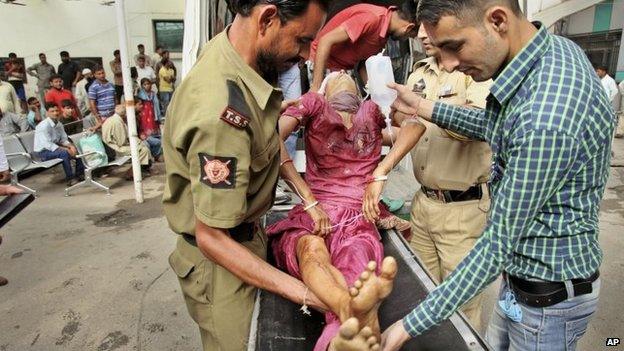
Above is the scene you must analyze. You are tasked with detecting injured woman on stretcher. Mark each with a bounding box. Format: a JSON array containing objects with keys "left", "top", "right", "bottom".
[{"left": 268, "top": 72, "right": 426, "bottom": 351}]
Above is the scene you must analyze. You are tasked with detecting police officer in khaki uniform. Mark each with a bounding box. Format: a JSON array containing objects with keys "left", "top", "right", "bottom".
[
  {"left": 396, "top": 24, "right": 492, "bottom": 331},
  {"left": 162, "top": 1, "right": 328, "bottom": 350}
]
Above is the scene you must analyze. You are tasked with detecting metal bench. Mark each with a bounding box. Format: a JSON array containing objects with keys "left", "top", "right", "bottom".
[
  {"left": 64, "top": 132, "right": 131, "bottom": 196},
  {"left": 3, "top": 133, "right": 63, "bottom": 195}
]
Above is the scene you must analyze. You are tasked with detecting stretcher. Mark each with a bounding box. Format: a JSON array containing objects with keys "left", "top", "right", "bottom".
[{"left": 249, "top": 210, "right": 491, "bottom": 350}]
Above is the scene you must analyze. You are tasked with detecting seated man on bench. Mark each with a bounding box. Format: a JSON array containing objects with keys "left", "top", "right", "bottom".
[
  {"left": 34, "top": 103, "right": 84, "bottom": 186},
  {"left": 267, "top": 73, "right": 426, "bottom": 351}
]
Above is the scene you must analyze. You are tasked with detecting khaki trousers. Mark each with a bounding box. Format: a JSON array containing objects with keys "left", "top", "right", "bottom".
[
  {"left": 169, "top": 229, "right": 267, "bottom": 351},
  {"left": 409, "top": 189, "right": 489, "bottom": 331}
]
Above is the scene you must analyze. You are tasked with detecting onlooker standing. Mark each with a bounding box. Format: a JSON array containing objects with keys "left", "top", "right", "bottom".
[
  {"left": 75, "top": 68, "right": 93, "bottom": 116},
  {"left": 135, "top": 55, "right": 156, "bottom": 84},
  {"left": 87, "top": 66, "right": 116, "bottom": 130},
  {"left": 154, "top": 50, "right": 177, "bottom": 87},
  {"left": 596, "top": 65, "right": 618, "bottom": 107},
  {"left": 135, "top": 95, "right": 162, "bottom": 162},
  {"left": 45, "top": 74, "right": 81, "bottom": 120},
  {"left": 110, "top": 50, "right": 124, "bottom": 104},
  {"left": 137, "top": 78, "right": 161, "bottom": 123},
  {"left": 27, "top": 53, "right": 56, "bottom": 103},
  {"left": 26, "top": 97, "right": 45, "bottom": 129},
  {"left": 34, "top": 103, "right": 84, "bottom": 186},
  {"left": 151, "top": 45, "right": 163, "bottom": 69},
  {"left": 134, "top": 44, "right": 153, "bottom": 67},
  {"left": 158, "top": 60, "right": 176, "bottom": 118},
  {"left": 4, "top": 53, "right": 27, "bottom": 112},
  {"left": 0, "top": 105, "right": 31, "bottom": 136},
  {"left": 57, "top": 51, "right": 80, "bottom": 91},
  {"left": 0, "top": 74, "right": 22, "bottom": 114}
]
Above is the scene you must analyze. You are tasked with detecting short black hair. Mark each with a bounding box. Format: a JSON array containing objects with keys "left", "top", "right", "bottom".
[
  {"left": 8, "top": 52, "right": 17, "bottom": 58},
  {"left": 61, "top": 99, "right": 73, "bottom": 108},
  {"left": 227, "top": 0, "right": 329, "bottom": 22},
  {"left": 49, "top": 74, "right": 63, "bottom": 82},
  {"left": 162, "top": 50, "right": 170, "bottom": 55},
  {"left": 397, "top": 0, "right": 418, "bottom": 23},
  {"left": 60, "top": 51, "right": 69, "bottom": 57},
  {"left": 27, "top": 97, "right": 38, "bottom": 104},
  {"left": 45, "top": 102, "right": 58, "bottom": 111},
  {"left": 130, "top": 67, "right": 138, "bottom": 79},
  {"left": 113, "top": 49, "right": 120, "bottom": 55},
  {"left": 137, "top": 44, "right": 144, "bottom": 48},
  {"left": 93, "top": 65, "right": 105, "bottom": 73},
  {"left": 39, "top": 53, "right": 46, "bottom": 58},
  {"left": 137, "top": 55, "right": 146, "bottom": 61},
  {"left": 595, "top": 65, "right": 608, "bottom": 72},
  {"left": 155, "top": 45, "right": 163, "bottom": 51},
  {"left": 417, "top": 0, "right": 522, "bottom": 25}
]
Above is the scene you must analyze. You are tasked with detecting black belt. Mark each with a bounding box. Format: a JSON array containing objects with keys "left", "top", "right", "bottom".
[
  {"left": 421, "top": 184, "right": 484, "bottom": 203},
  {"left": 508, "top": 271, "right": 599, "bottom": 308},
  {"left": 183, "top": 220, "right": 259, "bottom": 246}
]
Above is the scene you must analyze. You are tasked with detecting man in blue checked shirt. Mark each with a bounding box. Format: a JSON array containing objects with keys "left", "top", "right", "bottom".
[{"left": 360, "top": 1, "right": 616, "bottom": 350}]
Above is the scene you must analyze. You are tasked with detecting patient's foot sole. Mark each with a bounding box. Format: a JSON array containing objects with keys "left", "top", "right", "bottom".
[{"left": 329, "top": 317, "right": 380, "bottom": 351}]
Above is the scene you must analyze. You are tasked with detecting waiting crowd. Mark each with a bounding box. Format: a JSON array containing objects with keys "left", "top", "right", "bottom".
[{"left": 0, "top": 44, "right": 176, "bottom": 186}]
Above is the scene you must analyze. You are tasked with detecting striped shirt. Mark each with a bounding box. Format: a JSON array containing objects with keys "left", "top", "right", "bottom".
[
  {"left": 403, "top": 23, "right": 616, "bottom": 336},
  {"left": 88, "top": 80, "right": 116, "bottom": 118}
]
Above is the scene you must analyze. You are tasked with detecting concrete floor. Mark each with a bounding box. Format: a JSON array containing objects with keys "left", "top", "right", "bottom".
[{"left": 0, "top": 138, "right": 623, "bottom": 351}]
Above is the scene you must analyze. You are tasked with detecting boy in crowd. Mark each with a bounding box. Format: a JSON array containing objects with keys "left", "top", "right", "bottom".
[{"left": 45, "top": 74, "right": 81, "bottom": 120}]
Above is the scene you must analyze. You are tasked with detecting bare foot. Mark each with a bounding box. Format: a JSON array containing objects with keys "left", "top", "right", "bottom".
[
  {"left": 349, "top": 257, "right": 398, "bottom": 336},
  {"left": 329, "top": 317, "right": 380, "bottom": 351}
]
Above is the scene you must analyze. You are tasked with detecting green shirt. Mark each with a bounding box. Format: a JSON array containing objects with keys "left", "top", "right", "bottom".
[
  {"left": 403, "top": 23, "right": 616, "bottom": 336},
  {"left": 162, "top": 29, "right": 282, "bottom": 235}
]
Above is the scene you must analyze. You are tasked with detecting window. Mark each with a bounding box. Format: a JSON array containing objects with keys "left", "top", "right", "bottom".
[
  {"left": 72, "top": 57, "right": 103, "bottom": 72},
  {"left": 153, "top": 20, "right": 184, "bottom": 53}
]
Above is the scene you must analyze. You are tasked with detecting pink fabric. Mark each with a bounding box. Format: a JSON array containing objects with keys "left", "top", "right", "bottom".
[{"left": 267, "top": 92, "right": 390, "bottom": 351}]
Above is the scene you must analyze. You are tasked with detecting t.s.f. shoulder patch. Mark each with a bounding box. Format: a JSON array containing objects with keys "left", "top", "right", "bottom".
[
  {"left": 199, "top": 153, "right": 237, "bottom": 189},
  {"left": 220, "top": 107, "right": 250, "bottom": 129},
  {"left": 220, "top": 79, "right": 253, "bottom": 129}
]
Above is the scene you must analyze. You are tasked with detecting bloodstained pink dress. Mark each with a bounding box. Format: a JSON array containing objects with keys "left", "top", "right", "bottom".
[{"left": 266, "top": 91, "right": 391, "bottom": 351}]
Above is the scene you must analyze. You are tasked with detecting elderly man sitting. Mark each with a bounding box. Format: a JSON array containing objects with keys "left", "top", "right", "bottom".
[{"left": 101, "top": 104, "right": 152, "bottom": 179}]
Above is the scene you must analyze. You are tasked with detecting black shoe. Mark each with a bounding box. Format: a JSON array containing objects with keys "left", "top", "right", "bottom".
[{"left": 66, "top": 179, "right": 77, "bottom": 187}]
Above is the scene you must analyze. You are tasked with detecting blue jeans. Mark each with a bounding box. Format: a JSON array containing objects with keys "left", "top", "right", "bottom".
[
  {"left": 145, "top": 135, "right": 162, "bottom": 158},
  {"left": 284, "top": 132, "right": 298, "bottom": 158},
  {"left": 39, "top": 148, "right": 84, "bottom": 181},
  {"left": 159, "top": 92, "right": 173, "bottom": 117},
  {"left": 485, "top": 277, "right": 600, "bottom": 351}
]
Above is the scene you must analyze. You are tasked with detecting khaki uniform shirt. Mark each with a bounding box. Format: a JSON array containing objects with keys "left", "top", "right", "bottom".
[
  {"left": 162, "top": 29, "right": 282, "bottom": 236},
  {"left": 406, "top": 57, "right": 492, "bottom": 190}
]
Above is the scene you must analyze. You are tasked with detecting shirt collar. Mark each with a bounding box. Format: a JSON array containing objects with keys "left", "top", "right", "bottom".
[
  {"left": 379, "top": 6, "right": 398, "bottom": 38},
  {"left": 218, "top": 26, "right": 279, "bottom": 109},
  {"left": 415, "top": 56, "right": 441, "bottom": 75},
  {"left": 490, "top": 22, "right": 550, "bottom": 105}
]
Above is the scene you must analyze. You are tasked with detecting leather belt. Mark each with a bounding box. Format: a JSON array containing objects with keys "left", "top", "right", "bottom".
[
  {"left": 421, "top": 184, "right": 484, "bottom": 203},
  {"left": 508, "top": 271, "right": 599, "bottom": 308},
  {"left": 183, "top": 220, "right": 259, "bottom": 246}
]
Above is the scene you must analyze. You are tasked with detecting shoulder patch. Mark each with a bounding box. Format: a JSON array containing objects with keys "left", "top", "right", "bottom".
[
  {"left": 220, "top": 107, "right": 250, "bottom": 129},
  {"left": 199, "top": 153, "right": 237, "bottom": 189}
]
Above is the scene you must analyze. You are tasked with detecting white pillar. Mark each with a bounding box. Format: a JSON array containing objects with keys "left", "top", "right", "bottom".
[{"left": 115, "top": 0, "right": 144, "bottom": 203}]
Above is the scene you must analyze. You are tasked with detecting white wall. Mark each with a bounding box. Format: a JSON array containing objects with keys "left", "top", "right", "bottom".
[
  {"left": 0, "top": 0, "right": 184, "bottom": 97},
  {"left": 566, "top": 6, "right": 595, "bottom": 35}
]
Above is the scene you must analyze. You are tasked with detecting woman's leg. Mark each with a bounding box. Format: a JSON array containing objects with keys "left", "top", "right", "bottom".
[{"left": 296, "top": 235, "right": 352, "bottom": 321}]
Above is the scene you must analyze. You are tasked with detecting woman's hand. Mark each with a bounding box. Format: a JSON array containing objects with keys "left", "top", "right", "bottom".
[
  {"left": 306, "top": 204, "right": 331, "bottom": 237},
  {"left": 388, "top": 82, "right": 424, "bottom": 116},
  {"left": 362, "top": 168, "right": 388, "bottom": 223}
]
